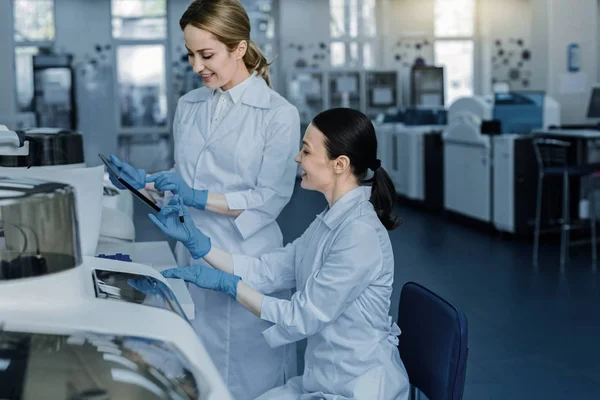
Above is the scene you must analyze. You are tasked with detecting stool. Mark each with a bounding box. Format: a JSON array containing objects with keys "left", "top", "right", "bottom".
[{"left": 532, "top": 138, "right": 597, "bottom": 266}]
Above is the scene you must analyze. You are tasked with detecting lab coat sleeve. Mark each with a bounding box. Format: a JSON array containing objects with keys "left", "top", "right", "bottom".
[
  {"left": 170, "top": 98, "right": 184, "bottom": 172},
  {"left": 225, "top": 105, "right": 300, "bottom": 239},
  {"left": 259, "top": 222, "right": 380, "bottom": 347},
  {"left": 232, "top": 236, "right": 299, "bottom": 294}
]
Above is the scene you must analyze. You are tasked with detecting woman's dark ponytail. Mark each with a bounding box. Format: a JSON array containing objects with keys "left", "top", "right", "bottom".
[
  {"left": 369, "top": 166, "right": 401, "bottom": 230},
  {"left": 312, "top": 108, "right": 401, "bottom": 231}
]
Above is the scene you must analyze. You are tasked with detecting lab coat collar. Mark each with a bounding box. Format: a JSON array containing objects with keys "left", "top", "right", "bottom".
[
  {"left": 180, "top": 73, "right": 271, "bottom": 109},
  {"left": 213, "top": 72, "right": 256, "bottom": 105},
  {"left": 318, "top": 186, "right": 371, "bottom": 230},
  {"left": 239, "top": 74, "right": 271, "bottom": 109}
]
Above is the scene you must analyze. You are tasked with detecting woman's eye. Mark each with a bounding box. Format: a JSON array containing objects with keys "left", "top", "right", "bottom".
[
  {"left": 187, "top": 53, "right": 193, "bottom": 57},
  {"left": 203, "top": 55, "right": 213, "bottom": 60},
  {"left": 302, "top": 149, "right": 309, "bottom": 155}
]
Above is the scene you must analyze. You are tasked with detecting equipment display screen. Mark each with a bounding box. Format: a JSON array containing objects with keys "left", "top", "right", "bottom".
[{"left": 92, "top": 269, "right": 187, "bottom": 321}]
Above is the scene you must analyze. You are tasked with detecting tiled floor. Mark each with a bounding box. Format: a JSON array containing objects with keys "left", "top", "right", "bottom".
[{"left": 135, "top": 179, "right": 600, "bottom": 399}]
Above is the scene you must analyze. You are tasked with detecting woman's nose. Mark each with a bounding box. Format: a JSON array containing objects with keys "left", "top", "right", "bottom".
[{"left": 191, "top": 57, "right": 205, "bottom": 74}]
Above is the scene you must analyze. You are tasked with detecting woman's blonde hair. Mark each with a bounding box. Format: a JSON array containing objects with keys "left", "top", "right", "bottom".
[{"left": 180, "top": 0, "right": 272, "bottom": 87}]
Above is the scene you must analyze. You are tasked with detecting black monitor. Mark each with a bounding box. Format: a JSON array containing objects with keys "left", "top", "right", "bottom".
[{"left": 586, "top": 85, "right": 600, "bottom": 119}]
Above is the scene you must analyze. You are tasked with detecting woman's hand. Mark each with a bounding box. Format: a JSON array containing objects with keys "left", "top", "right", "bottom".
[
  {"left": 148, "top": 196, "right": 212, "bottom": 259},
  {"left": 146, "top": 171, "right": 208, "bottom": 210},
  {"left": 161, "top": 266, "right": 241, "bottom": 299},
  {"left": 107, "top": 154, "right": 147, "bottom": 190}
]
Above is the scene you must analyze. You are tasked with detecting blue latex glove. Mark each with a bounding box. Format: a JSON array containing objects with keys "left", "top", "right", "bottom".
[
  {"left": 161, "top": 266, "right": 241, "bottom": 299},
  {"left": 148, "top": 196, "right": 211, "bottom": 259},
  {"left": 146, "top": 171, "right": 208, "bottom": 210},
  {"left": 107, "top": 154, "right": 147, "bottom": 190}
]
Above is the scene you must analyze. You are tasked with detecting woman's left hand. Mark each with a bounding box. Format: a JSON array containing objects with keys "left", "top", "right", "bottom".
[
  {"left": 161, "top": 266, "right": 241, "bottom": 299},
  {"left": 148, "top": 196, "right": 212, "bottom": 259}
]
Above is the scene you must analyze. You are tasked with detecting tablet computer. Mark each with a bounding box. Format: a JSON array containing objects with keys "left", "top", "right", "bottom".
[{"left": 99, "top": 153, "right": 160, "bottom": 212}]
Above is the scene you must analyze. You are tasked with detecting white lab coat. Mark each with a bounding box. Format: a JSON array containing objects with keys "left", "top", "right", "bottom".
[
  {"left": 172, "top": 75, "right": 300, "bottom": 400},
  {"left": 233, "top": 187, "right": 410, "bottom": 400}
]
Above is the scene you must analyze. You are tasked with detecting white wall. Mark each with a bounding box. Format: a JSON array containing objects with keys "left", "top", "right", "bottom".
[
  {"left": 479, "top": 0, "right": 533, "bottom": 93},
  {"left": 533, "top": 0, "right": 598, "bottom": 123},
  {"left": 277, "top": 0, "right": 330, "bottom": 88}
]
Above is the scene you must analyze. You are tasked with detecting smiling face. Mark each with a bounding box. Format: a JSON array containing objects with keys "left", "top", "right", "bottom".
[
  {"left": 184, "top": 25, "right": 247, "bottom": 90},
  {"left": 294, "top": 124, "right": 338, "bottom": 193}
]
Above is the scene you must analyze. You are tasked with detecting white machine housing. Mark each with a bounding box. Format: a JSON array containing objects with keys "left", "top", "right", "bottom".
[
  {"left": 442, "top": 94, "right": 560, "bottom": 224},
  {"left": 0, "top": 256, "right": 232, "bottom": 399},
  {"left": 0, "top": 125, "right": 135, "bottom": 243}
]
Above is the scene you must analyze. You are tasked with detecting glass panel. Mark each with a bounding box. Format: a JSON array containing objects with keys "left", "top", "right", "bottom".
[
  {"left": 363, "top": 42, "right": 374, "bottom": 68},
  {"left": 111, "top": 0, "right": 166, "bottom": 17},
  {"left": 93, "top": 269, "right": 187, "bottom": 319},
  {"left": 434, "top": 0, "right": 475, "bottom": 38},
  {"left": 330, "top": 0, "right": 346, "bottom": 38},
  {"left": 361, "top": 0, "right": 377, "bottom": 37},
  {"left": 117, "top": 45, "right": 167, "bottom": 128},
  {"left": 330, "top": 42, "right": 346, "bottom": 67},
  {"left": 15, "top": 47, "right": 39, "bottom": 112},
  {"left": 434, "top": 40, "right": 474, "bottom": 105},
  {"left": 348, "top": 0, "right": 358, "bottom": 38},
  {"left": 348, "top": 41, "right": 359, "bottom": 67},
  {"left": 111, "top": 0, "right": 166, "bottom": 39},
  {"left": 13, "top": 0, "right": 55, "bottom": 42},
  {"left": 0, "top": 331, "right": 206, "bottom": 399}
]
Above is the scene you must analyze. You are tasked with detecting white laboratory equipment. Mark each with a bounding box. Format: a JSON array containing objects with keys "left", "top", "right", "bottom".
[
  {"left": 364, "top": 70, "right": 401, "bottom": 119},
  {"left": 0, "top": 177, "right": 231, "bottom": 400},
  {"left": 443, "top": 96, "right": 494, "bottom": 222},
  {"left": 286, "top": 69, "right": 326, "bottom": 129},
  {"left": 374, "top": 108, "right": 447, "bottom": 202},
  {"left": 0, "top": 125, "right": 135, "bottom": 243},
  {"left": 443, "top": 92, "right": 560, "bottom": 226}
]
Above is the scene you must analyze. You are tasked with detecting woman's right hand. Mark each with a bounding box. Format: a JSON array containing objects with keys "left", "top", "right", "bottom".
[
  {"left": 107, "top": 154, "right": 147, "bottom": 190},
  {"left": 148, "top": 196, "right": 212, "bottom": 259}
]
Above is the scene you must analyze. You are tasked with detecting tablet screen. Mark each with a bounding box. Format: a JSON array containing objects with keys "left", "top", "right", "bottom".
[{"left": 99, "top": 154, "right": 160, "bottom": 212}]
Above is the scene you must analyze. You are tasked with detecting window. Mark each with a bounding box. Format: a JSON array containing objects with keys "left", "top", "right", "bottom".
[
  {"left": 111, "top": 0, "right": 168, "bottom": 130},
  {"left": 13, "top": 0, "right": 55, "bottom": 42},
  {"left": 13, "top": 0, "right": 56, "bottom": 113},
  {"left": 111, "top": 0, "right": 166, "bottom": 39},
  {"left": 434, "top": 0, "right": 475, "bottom": 105},
  {"left": 117, "top": 45, "right": 167, "bottom": 127},
  {"left": 329, "top": 0, "right": 377, "bottom": 68}
]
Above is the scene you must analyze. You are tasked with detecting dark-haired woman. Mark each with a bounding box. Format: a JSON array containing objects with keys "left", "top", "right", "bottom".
[
  {"left": 151, "top": 108, "right": 410, "bottom": 400},
  {"left": 106, "top": 1, "right": 300, "bottom": 398}
]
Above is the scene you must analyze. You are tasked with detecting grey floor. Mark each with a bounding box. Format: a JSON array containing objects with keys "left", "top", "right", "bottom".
[{"left": 135, "top": 179, "right": 600, "bottom": 400}]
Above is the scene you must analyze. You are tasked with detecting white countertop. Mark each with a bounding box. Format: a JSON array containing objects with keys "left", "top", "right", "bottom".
[
  {"left": 536, "top": 129, "right": 600, "bottom": 138},
  {"left": 96, "top": 241, "right": 195, "bottom": 320}
]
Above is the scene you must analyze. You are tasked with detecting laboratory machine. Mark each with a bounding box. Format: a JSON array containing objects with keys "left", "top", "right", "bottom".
[
  {"left": 286, "top": 69, "right": 326, "bottom": 131},
  {"left": 411, "top": 66, "right": 444, "bottom": 107},
  {"left": 374, "top": 108, "right": 446, "bottom": 208},
  {"left": 0, "top": 177, "right": 231, "bottom": 400},
  {"left": 364, "top": 70, "right": 401, "bottom": 119},
  {"left": 328, "top": 69, "right": 362, "bottom": 111},
  {"left": 0, "top": 125, "right": 135, "bottom": 243},
  {"left": 442, "top": 92, "right": 560, "bottom": 230},
  {"left": 32, "top": 53, "right": 77, "bottom": 130}
]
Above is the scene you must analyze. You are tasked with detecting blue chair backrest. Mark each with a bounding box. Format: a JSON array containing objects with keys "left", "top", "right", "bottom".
[{"left": 397, "top": 282, "right": 468, "bottom": 400}]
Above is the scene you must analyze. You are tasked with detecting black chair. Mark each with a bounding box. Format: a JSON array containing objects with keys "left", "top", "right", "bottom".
[
  {"left": 397, "top": 282, "right": 468, "bottom": 400},
  {"left": 532, "top": 138, "right": 597, "bottom": 266}
]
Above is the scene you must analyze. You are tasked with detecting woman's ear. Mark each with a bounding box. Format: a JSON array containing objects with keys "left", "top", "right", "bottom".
[
  {"left": 236, "top": 40, "right": 248, "bottom": 59},
  {"left": 333, "top": 155, "right": 351, "bottom": 175}
]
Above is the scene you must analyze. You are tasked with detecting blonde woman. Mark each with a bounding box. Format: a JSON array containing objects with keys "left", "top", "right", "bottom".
[{"left": 107, "top": 1, "right": 300, "bottom": 398}]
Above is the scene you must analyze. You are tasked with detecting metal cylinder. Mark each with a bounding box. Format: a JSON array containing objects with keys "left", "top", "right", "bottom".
[{"left": 0, "top": 177, "right": 81, "bottom": 280}]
